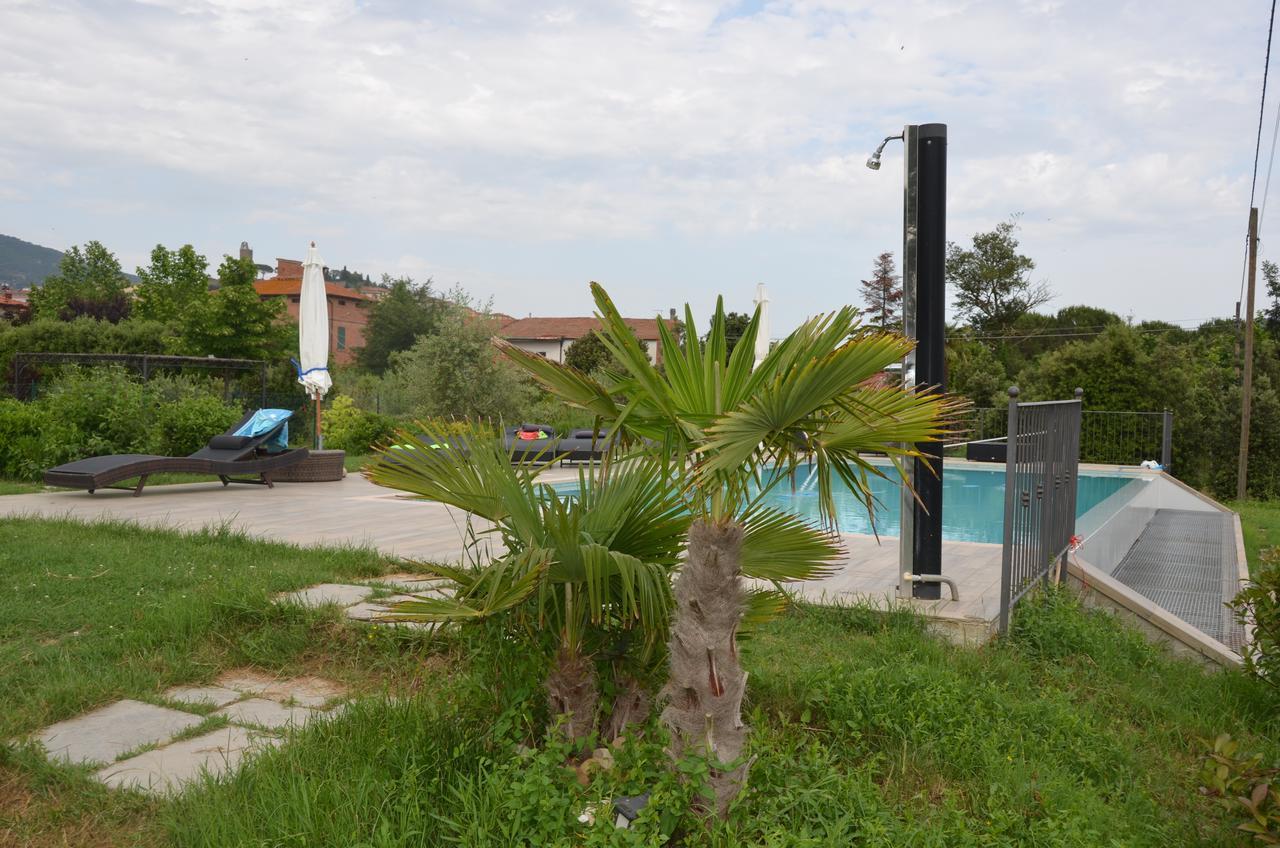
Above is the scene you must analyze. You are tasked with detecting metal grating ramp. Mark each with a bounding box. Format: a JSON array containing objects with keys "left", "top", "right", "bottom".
[{"left": 1111, "top": 510, "right": 1243, "bottom": 651}]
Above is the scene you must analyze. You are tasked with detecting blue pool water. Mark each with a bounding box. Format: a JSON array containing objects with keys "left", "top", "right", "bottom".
[
  {"left": 556, "top": 465, "right": 1136, "bottom": 544},
  {"left": 756, "top": 466, "right": 1134, "bottom": 543}
]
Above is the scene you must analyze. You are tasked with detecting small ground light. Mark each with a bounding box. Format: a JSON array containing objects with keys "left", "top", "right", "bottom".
[{"left": 613, "top": 793, "right": 650, "bottom": 828}]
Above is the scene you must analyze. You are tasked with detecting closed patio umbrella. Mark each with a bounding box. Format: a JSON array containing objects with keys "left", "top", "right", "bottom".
[
  {"left": 753, "top": 283, "right": 770, "bottom": 370},
  {"left": 298, "top": 242, "right": 332, "bottom": 448}
]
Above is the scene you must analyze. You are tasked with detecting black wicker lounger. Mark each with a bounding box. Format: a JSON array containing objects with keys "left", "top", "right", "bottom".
[
  {"left": 43, "top": 411, "right": 309, "bottom": 496},
  {"left": 503, "top": 423, "right": 563, "bottom": 462}
]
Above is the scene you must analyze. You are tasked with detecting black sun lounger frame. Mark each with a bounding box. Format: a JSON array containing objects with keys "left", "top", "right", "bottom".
[{"left": 43, "top": 410, "right": 310, "bottom": 496}]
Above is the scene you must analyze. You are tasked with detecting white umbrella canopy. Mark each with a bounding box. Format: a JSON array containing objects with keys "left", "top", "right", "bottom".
[
  {"left": 752, "top": 282, "right": 771, "bottom": 369},
  {"left": 297, "top": 242, "right": 332, "bottom": 398}
]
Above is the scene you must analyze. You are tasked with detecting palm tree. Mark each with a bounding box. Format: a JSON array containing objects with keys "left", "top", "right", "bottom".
[
  {"left": 365, "top": 431, "right": 828, "bottom": 747},
  {"left": 500, "top": 283, "right": 957, "bottom": 816}
]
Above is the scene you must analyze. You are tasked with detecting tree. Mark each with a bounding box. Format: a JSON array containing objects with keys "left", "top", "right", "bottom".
[
  {"left": 859, "top": 251, "right": 902, "bottom": 330},
  {"left": 564, "top": 331, "right": 611, "bottom": 373},
  {"left": 947, "top": 216, "right": 1050, "bottom": 334},
  {"left": 178, "top": 256, "right": 291, "bottom": 361},
  {"left": 1264, "top": 260, "right": 1280, "bottom": 338},
  {"left": 357, "top": 276, "right": 442, "bottom": 374},
  {"left": 370, "top": 444, "right": 691, "bottom": 747},
  {"left": 381, "top": 291, "right": 531, "bottom": 421},
  {"left": 29, "top": 241, "right": 129, "bottom": 321},
  {"left": 564, "top": 330, "right": 649, "bottom": 374},
  {"left": 712, "top": 312, "right": 751, "bottom": 359},
  {"left": 134, "top": 244, "right": 210, "bottom": 323},
  {"left": 946, "top": 336, "right": 1007, "bottom": 408},
  {"left": 504, "top": 285, "right": 954, "bottom": 817}
]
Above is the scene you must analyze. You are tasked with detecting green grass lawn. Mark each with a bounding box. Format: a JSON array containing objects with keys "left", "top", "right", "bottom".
[
  {"left": 1230, "top": 498, "right": 1280, "bottom": 574},
  {"left": 1, "top": 517, "right": 1277, "bottom": 847}
]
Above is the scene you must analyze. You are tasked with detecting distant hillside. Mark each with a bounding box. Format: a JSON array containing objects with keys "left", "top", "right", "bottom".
[{"left": 0, "top": 234, "right": 63, "bottom": 289}]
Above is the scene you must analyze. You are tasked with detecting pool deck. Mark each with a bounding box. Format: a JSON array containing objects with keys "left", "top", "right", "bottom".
[{"left": 0, "top": 470, "right": 1006, "bottom": 645}]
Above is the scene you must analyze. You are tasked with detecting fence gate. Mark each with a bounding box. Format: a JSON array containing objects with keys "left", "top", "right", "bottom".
[{"left": 998, "top": 387, "right": 1083, "bottom": 633}]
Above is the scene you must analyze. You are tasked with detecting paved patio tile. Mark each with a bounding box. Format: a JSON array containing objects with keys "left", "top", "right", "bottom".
[
  {"left": 274, "top": 583, "right": 373, "bottom": 608},
  {"left": 214, "top": 698, "right": 316, "bottom": 730},
  {"left": 94, "top": 726, "right": 280, "bottom": 796},
  {"left": 214, "top": 671, "right": 348, "bottom": 707},
  {"left": 38, "top": 700, "right": 204, "bottom": 766},
  {"left": 163, "top": 685, "right": 245, "bottom": 708}
]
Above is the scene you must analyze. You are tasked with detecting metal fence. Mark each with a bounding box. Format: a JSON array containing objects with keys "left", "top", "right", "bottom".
[
  {"left": 953, "top": 404, "right": 1171, "bottom": 469},
  {"left": 998, "top": 388, "right": 1082, "bottom": 633}
]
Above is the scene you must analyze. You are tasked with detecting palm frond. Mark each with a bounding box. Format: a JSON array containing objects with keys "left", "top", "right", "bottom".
[{"left": 740, "top": 504, "right": 843, "bottom": 581}]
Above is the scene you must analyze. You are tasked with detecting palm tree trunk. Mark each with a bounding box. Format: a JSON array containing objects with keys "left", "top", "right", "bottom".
[
  {"left": 545, "top": 646, "right": 599, "bottom": 747},
  {"left": 660, "top": 519, "right": 750, "bottom": 818},
  {"left": 603, "top": 673, "right": 651, "bottom": 743}
]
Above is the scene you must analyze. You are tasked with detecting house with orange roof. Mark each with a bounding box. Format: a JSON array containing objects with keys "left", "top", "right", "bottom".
[{"left": 249, "top": 249, "right": 372, "bottom": 365}]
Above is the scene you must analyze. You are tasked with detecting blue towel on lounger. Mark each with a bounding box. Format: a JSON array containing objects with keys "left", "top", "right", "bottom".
[{"left": 233, "top": 409, "right": 292, "bottom": 452}]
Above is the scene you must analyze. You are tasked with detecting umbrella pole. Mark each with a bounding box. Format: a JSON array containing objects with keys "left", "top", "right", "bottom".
[{"left": 314, "top": 390, "right": 323, "bottom": 450}]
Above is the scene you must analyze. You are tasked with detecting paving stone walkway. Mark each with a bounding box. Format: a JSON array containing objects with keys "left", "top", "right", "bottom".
[
  {"left": 274, "top": 574, "right": 450, "bottom": 630},
  {"left": 33, "top": 672, "right": 349, "bottom": 796}
]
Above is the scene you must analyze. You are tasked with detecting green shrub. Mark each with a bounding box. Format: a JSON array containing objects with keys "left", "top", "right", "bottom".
[
  {"left": 1198, "top": 733, "right": 1280, "bottom": 844},
  {"left": 150, "top": 393, "right": 242, "bottom": 456},
  {"left": 0, "top": 367, "right": 242, "bottom": 481},
  {"left": 322, "top": 394, "right": 398, "bottom": 453},
  {"left": 1231, "top": 547, "right": 1280, "bottom": 693}
]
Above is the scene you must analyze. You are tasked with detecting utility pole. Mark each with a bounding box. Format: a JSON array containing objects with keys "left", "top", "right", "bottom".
[{"left": 1238, "top": 208, "right": 1259, "bottom": 502}]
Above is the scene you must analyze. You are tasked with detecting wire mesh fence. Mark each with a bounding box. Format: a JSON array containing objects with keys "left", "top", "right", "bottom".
[{"left": 952, "top": 405, "right": 1171, "bottom": 468}]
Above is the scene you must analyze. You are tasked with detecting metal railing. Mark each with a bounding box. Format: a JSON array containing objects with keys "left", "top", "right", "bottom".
[
  {"left": 998, "top": 387, "right": 1082, "bottom": 633},
  {"left": 952, "top": 404, "right": 1171, "bottom": 470}
]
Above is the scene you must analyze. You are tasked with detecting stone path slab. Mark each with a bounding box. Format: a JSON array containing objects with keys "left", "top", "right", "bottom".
[
  {"left": 214, "top": 671, "right": 347, "bottom": 707},
  {"left": 345, "top": 594, "right": 418, "bottom": 622},
  {"left": 214, "top": 698, "right": 316, "bottom": 731},
  {"left": 164, "top": 685, "right": 245, "bottom": 708},
  {"left": 275, "top": 583, "right": 374, "bottom": 608},
  {"left": 94, "top": 726, "right": 280, "bottom": 796},
  {"left": 365, "top": 573, "right": 453, "bottom": 596},
  {"left": 39, "top": 700, "right": 204, "bottom": 766}
]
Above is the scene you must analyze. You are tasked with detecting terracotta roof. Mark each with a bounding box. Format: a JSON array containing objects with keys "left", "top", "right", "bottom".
[
  {"left": 254, "top": 279, "right": 372, "bottom": 301},
  {"left": 499, "top": 316, "right": 672, "bottom": 341}
]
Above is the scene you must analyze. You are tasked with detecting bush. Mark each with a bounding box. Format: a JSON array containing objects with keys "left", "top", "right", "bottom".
[
  {"left": 322, "top": 395, "right": 398, "bottom": 454},
  {"left": 149, "top": 393, "right": 242, "bottom": 456},
  {"left": 0, "top": 367, "right": 242, "bottom": 481},
  {"left": 1231, "top": 547, "right": 1280, "bottom": 693},
  {"left": 1198, "top": 733, "right": 1280, "bottom": 844}
]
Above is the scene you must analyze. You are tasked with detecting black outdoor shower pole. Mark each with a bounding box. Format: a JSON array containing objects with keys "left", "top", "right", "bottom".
[
  {"left": 893, "top": 124, "right": 947, "bottom": 599},
  {"left": 912, "top": 123, "right": 947, "bottom": 598}
]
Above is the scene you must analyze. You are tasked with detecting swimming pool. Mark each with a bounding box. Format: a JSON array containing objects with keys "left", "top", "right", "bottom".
[
  {"left": 551, "top": 462, "right": 1140, "bottom": 544},
  {"left": 757, "top": 464, "right": 1136, "bottom": 543}
]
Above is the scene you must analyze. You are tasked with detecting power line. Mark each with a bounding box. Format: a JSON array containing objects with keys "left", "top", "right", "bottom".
[
  {"left": 1261, "top": 97, "right": 1280, "bottom": 229},
  {"left": 1250, "top": 0, "right": 1277, "bottom": 211},
  {"left": 1242, "top": 0, "right": 1278, "bottom": 312}
]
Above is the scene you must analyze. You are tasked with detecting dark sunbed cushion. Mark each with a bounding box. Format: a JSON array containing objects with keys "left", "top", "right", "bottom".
[
  {"left": 208, "top": 435, "right": 254, "bottom": 451},
  {"left": 571, "top": 429, "right": 603, "bottom": 439}
]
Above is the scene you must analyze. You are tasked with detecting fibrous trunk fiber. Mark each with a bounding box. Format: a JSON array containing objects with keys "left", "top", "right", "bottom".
[
  {"left": 546, "top": 646, "right": 599, "bottom": 747},
  {"left": 660, "top": 519, "right": 750, "bottom": 818},
  {"left": 603, "top": 674, "right": 651, "bottom": 743}
]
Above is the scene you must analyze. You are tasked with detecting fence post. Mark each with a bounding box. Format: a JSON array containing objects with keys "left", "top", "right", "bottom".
[
  {"left": 1161, "top": 409, "right": 1173, "bottom": 472},
  {"left": 999, "top": 386, "right": 1020, "bottom": 634}
]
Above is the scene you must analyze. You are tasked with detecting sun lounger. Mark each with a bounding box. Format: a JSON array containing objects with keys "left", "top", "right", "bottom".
[
  {"left": 555, "top": 429, "right": 616, "bottom": 464},
  {"left": 503, "top": 423, "right": 563, "bottom": 462},
  {"left": 43, "top": 409, "right": 309, "bottom": 496}
]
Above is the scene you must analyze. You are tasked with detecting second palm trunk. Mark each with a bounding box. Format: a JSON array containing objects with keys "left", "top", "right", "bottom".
[{"left": 660, "top": 519, "right": 750, "bottom": 818}]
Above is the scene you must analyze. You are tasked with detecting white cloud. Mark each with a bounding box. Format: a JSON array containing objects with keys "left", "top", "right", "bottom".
[{"left": 0, "top": 0, "right": 1270, "bottom": 328}]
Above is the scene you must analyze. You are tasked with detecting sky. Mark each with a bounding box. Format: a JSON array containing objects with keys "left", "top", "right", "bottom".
[{"left": 0, "top": 0, "right": 1275, "bottom": 334}]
